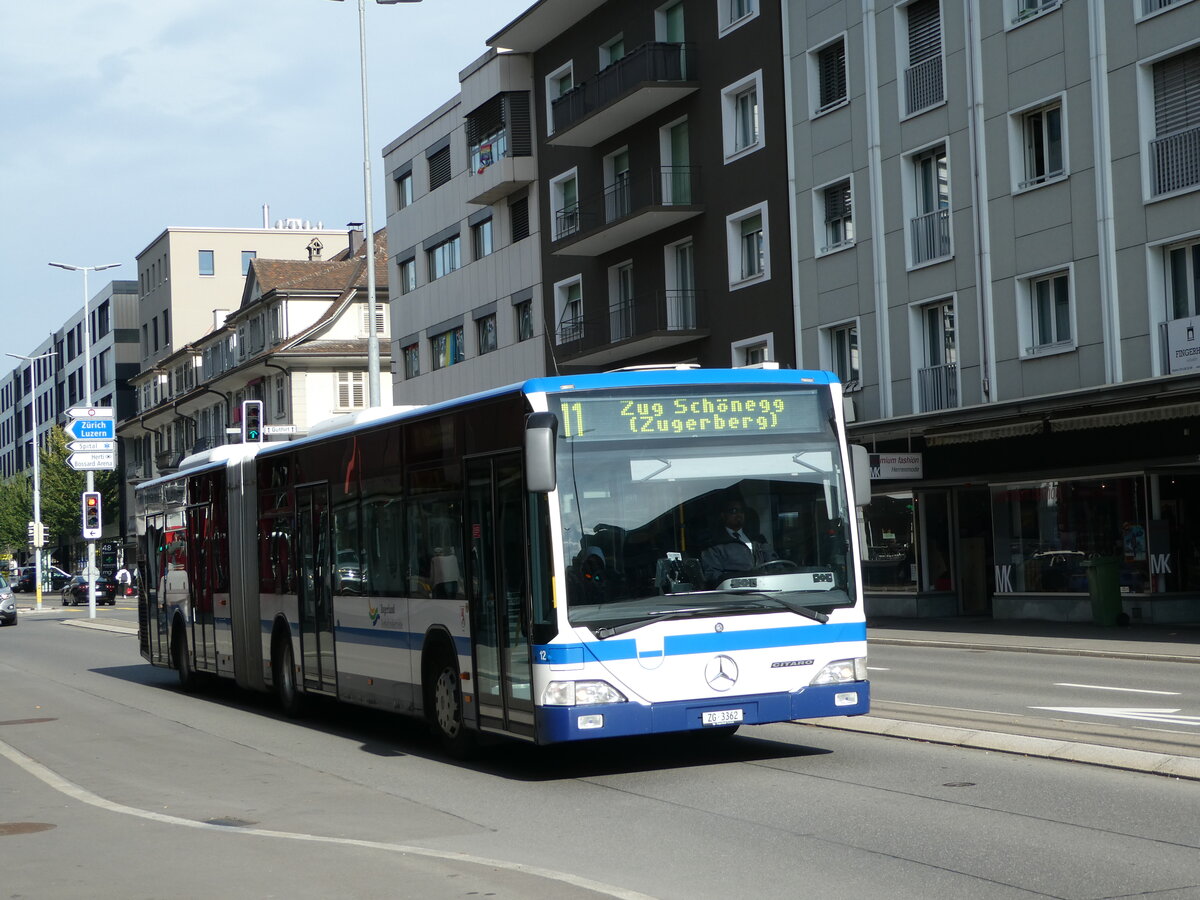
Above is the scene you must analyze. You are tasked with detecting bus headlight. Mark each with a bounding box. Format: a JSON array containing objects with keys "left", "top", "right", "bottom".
[
  {"left": 811, "top": 658, "right": 867, "bottom": 685},
  {"left": 542, "top": 680, "right": 628, "bottom": 706}
]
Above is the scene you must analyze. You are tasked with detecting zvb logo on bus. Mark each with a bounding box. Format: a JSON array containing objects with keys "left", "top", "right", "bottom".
[{"left": 619, "top": 397, "right": 788, "bottom": 435}]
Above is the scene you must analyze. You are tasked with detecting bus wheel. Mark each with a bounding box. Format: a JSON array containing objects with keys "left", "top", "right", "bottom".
[
  {"left": 273, "top": 638, "right": 307, "bottom": 718},
  {"left": 430, "top": 656, "right": 473, "bottom": 758},
  {"left": 173, "top": 627, "right": 197, "bottom": 692}
]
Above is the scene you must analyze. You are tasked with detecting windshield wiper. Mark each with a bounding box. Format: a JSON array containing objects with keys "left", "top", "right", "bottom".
[
  {"left": 593, "top": 607, "right": 714, "bottom": 639},
  {"left": 591, "top": 593, "right": 829, "bottom": 639}
]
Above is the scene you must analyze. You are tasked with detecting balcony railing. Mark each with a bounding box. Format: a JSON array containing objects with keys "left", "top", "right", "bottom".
[
  {"left": 910, "top": 208, "right": 951, "bottom": 265},
  {"left": 553, "top": 166, "right": 701, "bottom": 254},
  {"left": 551, "top": 42, "right": 697, "bottom": 137},
  {"left": 918, "top": 363, "right": 958, "bottom": 412},
  {"left": 1150, "top": 125, "right": 1200, "bottom": 196},
  {"left": 559, "top": 290, "right": 705, "bottom": 360},
  {"left": 904, "top": 56, "right": 944, "bottom": 116}
]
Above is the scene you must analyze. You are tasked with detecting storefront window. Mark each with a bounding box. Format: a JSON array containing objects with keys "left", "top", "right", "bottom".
[
  {"left": 991, "top": 477, "right": 1149, "bottom": 594},
  {"left": 862, "top": 490, "right": 953, "bottom": 593}
]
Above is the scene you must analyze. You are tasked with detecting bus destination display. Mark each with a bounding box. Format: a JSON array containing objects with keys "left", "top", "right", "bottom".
[{"left": 557, "top": 390, "right": 821, "bottom": 441}]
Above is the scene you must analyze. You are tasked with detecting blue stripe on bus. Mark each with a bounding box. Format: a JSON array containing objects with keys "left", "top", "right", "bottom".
[
  {"left": 255, "top": 621, "right": 474, "bottom": 659},
  {"left": 535, "top": 622, "right": 865, "bottom": 665}
]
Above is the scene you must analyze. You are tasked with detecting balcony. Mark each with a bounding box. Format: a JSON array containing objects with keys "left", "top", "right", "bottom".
[
  {"left": 154, "top": 449, "right": 184, "bottom": 473},
  {"left": 1150, "top": 125, "right": 1200, "bottom": 197},
  {"left": 917, "top": 363, "right": 958, "bottom": 413},
  {"left": 465, "top": 92, "right": 535, "bottom": 206},
  {"left": 910, "top": 208, "right": 951, "bottom": 266},
  {"left": 553, "top": 166, "right": 702, "bottom": 257},
  {"left": 554, "top": 290, "right": 707, "bottom": 366},
  {"left": 904, "top": 56, "right": 944, "bottom": 117},
  {"left": 549, "top": 43, "right": 699, "bottom": 147}
]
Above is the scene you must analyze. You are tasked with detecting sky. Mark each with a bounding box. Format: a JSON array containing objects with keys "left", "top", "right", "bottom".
[{"left": 0, "top": 0, "right": 533, "bottom": 369}]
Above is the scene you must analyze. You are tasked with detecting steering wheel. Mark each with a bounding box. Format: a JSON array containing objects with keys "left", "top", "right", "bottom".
[{"left": 757, "top": 559, "right": 799, "bottom": 574}]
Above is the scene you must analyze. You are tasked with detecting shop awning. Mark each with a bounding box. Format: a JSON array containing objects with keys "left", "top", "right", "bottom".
[
  {"left": 925, "top": 420, "right": 1044, "bottom": 445},
  {"left": 1049, "top": 402, "right": 1200, "bottom": 432}
]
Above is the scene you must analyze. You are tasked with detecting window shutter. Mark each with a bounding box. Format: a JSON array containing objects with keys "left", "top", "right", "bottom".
[
  {"left": 511, "top": 197, "right": 530, "bottom": 242},
  {"left": 907, "top": 0, "right": 941, "bottom": 65},
  {"left": 825, "top": 181, "right": 851, "bottom": 222},
  {"left": 819, "top": 40, "right": 847, "bottom": 109},
  {"left": 427, "top": 147, "right": 451, "bottom": 190},
  {"left": 1155, "top": 48, "right": 1200, "bottom": 136}
]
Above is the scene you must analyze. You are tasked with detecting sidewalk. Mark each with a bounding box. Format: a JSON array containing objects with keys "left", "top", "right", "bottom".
[{"left": 803, "top": 615, "right": 1200, "bottom": 782}]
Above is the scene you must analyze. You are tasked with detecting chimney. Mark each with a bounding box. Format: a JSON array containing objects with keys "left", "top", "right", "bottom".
[{"left": 346, "top": 223, "right": 364, "bottom": 257}]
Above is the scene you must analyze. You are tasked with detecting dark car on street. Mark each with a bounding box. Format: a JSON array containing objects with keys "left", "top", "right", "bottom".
[
  {"left": 61, "top": 574, "right": 118, "bottom": 607},
  {"left": 13, "top": 565, "right": 71, "bottom": 593}
]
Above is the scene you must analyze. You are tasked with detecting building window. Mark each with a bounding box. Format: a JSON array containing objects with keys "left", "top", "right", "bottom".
[
  {"left": 403, "top": 343, "right": 420, "bottom": 379},
  {"left": 916, "top": 299, "right": 957, "bottom": 412},
  {"left": 555, "top": 278, "right": 584, "bottom": 344},
  {"left": 732, "top": 334, "right": 773, "bottom": 366},
  {"left": 908, "top": 143, "right": 951, "bottom": 266},
  {"left": 274, "top": 374, "right": 287, "bottom": 418},
  {"left": 818, "top": 178, "right": 854, "bottom": 254},
  {"left": 361, "top": 301, "right": 385, "bottom": 337},
  {"left": 719, "top": 0, "right": 758, "bottom": 34},
  {"left": 510, "top": 196, "right": 530, "bottom": 242},
  {"left": 901, "top": 0, "right": 944, "bottom": 117},
  {"left": 1150, "top": 47, "right": 1200, "bottom": 196},
  {"left": 430, "top": 327, "right": 464, "bottom": 370},
  {"left": 1167, "top": 238, "right": 1200, "bottom": 320},
  {"left": 813, "top": 37, "right": 848, "bottom": 115},
  {"left": 1024, "top": 270, "right": 1072, "bottom": 352},
  {"left": 721, "top": 72, "right": 763, "bottom": 161},
  {"left": 427, "top": 235, "right": 461, "bottom": 281},
  {"left": 516, "top": 300, "right": 534, "bottom": 341},
  {"left": 550, "top": 171, "right": 580, "bottom": 240},
  {"left": 609, "top": 262, "right": 635, "bottom": 341},
  {"left": 1018, "top": 102, "right": 1065, "bottom": 189},
  {"left": 726, "top": 202, "right": 769, "bottom": 288},
  {"left": 1011, "top": 0, "right": 1060, "bottom": 26},
  {"left": 477, "top": 314, "right": 497, "bottom": 354},
  {"left": 545, "top": 61, "right": 574, "bottom": 136},
  {"left": 427, "top": 146, "right": 451, "bottom": 192},
  {"left": 336, "top": 371, "right": 366, "bottom": 410},
  {"left": 600, "top": 34, "right": 625, "bottom": 68},
  {"left": 398, "top": 258, "right": 416, "bottom": 295},
  {"left": 396, "top": 170, "right": 413, "bottom": 208},
  {"left": 827, "top": 321, "right": 860, "bottom": 388},
  {"left": 198, "top": 250, "right": 214, "bottom": 276},
  {"left": 472, "top": 218, "right": 494, "bottom": 259},
  {"left": 241, "top": 250, "right": 256, "bottom": 276}
]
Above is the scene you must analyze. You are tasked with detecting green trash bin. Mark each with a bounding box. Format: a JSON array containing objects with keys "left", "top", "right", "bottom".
[{"left": 1084, "top": 557, "right": 1121, "bottom": 626}]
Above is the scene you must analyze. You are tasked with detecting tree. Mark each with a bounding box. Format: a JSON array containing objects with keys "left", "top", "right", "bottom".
[
  {"left": 0, "top": 473, "right": 33, "bottom": 558},
  {"left": 37, "top": 427, "right": 120, "bottom": 554}
]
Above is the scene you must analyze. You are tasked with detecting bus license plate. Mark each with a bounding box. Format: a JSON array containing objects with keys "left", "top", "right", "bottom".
[{"left": 702, "top": 709, "right": 743, "bottom": 726}]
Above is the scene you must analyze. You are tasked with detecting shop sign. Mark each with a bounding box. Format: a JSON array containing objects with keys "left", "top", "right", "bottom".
[
  {"left": 869, "top": 453, "right": 923, "bottom": 480},
  {"left": 1165, "top": 315, "right": 1200, "bottom": 373}
]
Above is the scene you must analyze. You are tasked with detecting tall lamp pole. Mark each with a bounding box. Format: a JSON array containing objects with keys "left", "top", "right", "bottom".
[
  {"left": 331, "top": 0, "right": 422, "bottom": 407},
  {"left": 7, "top": 351, "right": 55, "bottom": 612},
  {"left": 50, "top": 261, "right": 120, "bottom": 619}
]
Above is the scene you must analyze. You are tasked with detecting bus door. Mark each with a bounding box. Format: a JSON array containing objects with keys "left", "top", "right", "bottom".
[
  {"left": 296, "top": 483, "right": 337, "bottom": 694},
  {"left": 466, "top": 454, "right": 534, "bottom": 737},
  {"left": 187, "top": 504, "right": 216, "bottom": 672}
]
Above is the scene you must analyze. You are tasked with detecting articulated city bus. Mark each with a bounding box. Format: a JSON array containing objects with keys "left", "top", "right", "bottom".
[{"left": 135, "top": 367, "right": 872, "bottom": 751}]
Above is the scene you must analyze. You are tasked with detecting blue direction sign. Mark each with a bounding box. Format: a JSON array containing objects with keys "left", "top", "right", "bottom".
[{"left": 65, "top": 418, "right": 115, "bottom": 441}]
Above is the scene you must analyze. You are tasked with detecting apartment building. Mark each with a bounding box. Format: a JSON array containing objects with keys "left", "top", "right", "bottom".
[
  {"left": 383, "top": 48, "right": 547, "bottom": 403},
  {"left": 488, "top": 0, "right": 794, "bottom": 371},
  {"left": 789, "top": 0, "right": 1200, "bottom": 622}
]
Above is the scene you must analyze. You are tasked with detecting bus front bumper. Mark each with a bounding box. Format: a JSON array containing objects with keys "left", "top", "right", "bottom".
[{"left": 534, "top": 681, "right": 870, "bottom": 744}]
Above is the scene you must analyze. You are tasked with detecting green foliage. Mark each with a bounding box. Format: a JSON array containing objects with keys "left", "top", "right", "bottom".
[
  {"left": 39, "top": 427, "right": 119, "bottom": 547},
  {"left": 0, "top": 473, "right": 33, "bottom": 556}
]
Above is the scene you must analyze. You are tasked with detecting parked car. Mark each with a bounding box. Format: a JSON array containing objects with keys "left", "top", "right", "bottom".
[
  {"left": 12, "top": 565, "right": 71, "bottom": 593},
  {"left": 0, "top": 575, "right": 15, "bottom": 626},
  {"left": 61, "top": 573, "right": 118, "bottom": 607}
]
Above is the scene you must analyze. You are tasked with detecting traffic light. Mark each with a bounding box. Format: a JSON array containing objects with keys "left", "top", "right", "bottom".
[
  {"left": 27, "top": 521, "right": 46, "bottom": 548},
  {"left": 82, "top": 491, "right": 102, "bottom": 539},
  {"left": 242, "top": 399, "right": 264, "bottom": 443}
]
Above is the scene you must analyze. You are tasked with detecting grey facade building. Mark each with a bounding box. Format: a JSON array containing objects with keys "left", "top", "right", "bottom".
[{"left": 788, "top": 0, "right": 1200, "bottom": 622}]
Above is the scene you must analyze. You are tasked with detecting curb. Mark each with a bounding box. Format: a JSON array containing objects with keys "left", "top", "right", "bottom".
[
  {"left": 869, "top": 635, "right": 1200, "bottom": 665},
  {"left": 803, "top": 715, "right": 1200, "bottom": 781}
]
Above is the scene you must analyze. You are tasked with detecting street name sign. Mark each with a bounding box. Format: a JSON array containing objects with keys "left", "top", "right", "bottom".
[
  {"left": 263, "top": 425, "right": 299, "bottom": 434},
  {"left": 65, "top": 418, "right": 115, "bottom": 441},
  {"left": 65, "top": 406, "right": 114, "bottom": 419},
  {"left": 68, "top": 440, "right": 116, "bottom": 453},
  {"left": 67, "top": 451, "right": 116, "bottom": 471}
]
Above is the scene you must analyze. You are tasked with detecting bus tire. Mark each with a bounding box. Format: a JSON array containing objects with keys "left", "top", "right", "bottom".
[
  {"left": 429, "top": 652, "right": 473, "bottom": 758},
  {"left": 273, "top": 637, "right": 307, "bottom": 718},
  {"left": 173, "top": 625, "right": 197, "bottom": 692}
]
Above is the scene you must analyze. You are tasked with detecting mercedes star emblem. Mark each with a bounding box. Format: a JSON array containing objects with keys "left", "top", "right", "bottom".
[{"left": 705, "top": 655, "right": 739, "bottom": 692}]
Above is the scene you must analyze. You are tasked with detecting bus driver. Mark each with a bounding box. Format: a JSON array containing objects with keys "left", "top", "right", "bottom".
[{"left": 701, "top": 499, "right": 778, "bottom": 586}]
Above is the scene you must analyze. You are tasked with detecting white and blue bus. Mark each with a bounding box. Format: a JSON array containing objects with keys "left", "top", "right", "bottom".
[{"left": 135, "top": 367, "right": 871, "bottom": 751}]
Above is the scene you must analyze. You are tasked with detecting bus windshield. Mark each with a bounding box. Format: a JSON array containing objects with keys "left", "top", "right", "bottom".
[{"left": 552, "top": 385, "right": 856, "bottom": 635}]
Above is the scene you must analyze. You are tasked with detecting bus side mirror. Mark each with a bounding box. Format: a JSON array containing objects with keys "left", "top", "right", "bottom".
[
  {"left": 525, "top": 412, "right": 558, "bottom": 493},
  {"left": 851, "top": 444, "right": 872, "bottom": 507}
]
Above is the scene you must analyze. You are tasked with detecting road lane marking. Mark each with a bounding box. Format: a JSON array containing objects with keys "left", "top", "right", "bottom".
[
  {"left": 1053, "top": 683, "right": 1180, "bottom": 696},
  {"left": 0, "top": 738, "right": 653, "bottom": 900},
  {"left": 1031, "top": 707, "right": 1200, "bottom": 727}
]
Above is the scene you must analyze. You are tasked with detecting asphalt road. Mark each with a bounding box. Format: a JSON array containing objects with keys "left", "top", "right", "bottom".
[{"left": 1, "top": 609, "right": 1198, "bottom": 898}]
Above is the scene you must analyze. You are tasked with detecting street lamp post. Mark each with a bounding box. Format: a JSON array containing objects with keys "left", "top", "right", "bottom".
[
  {"left": 50, "top": 261, "right": 120, "bottom": 619},
  {"left": 7, "top": 351, "right": 55, "bottom": 612},
  {"left": 331, "top": 0, "right": 422, "bottom": 408}
]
